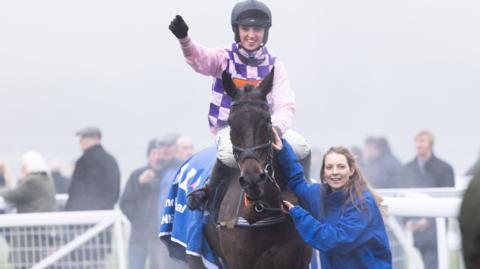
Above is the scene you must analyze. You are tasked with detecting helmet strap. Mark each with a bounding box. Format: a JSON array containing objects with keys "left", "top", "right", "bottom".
[{"left": 237, "top": 44, "right": 266, "bottom": 66}]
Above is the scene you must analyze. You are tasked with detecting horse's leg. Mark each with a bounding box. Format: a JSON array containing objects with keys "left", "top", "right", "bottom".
[{"left": 186, "top": 255, "right": 205, "bottom": 269}]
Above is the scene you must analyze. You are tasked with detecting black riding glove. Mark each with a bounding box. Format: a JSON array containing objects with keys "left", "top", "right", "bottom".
[{"left": 169, "top": 15, "right": 189, "bottom": 39}]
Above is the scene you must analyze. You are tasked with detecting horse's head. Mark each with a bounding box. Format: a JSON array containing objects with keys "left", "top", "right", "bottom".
[{"left": 222, "top": 68, "right": 275, "bottom": 201}]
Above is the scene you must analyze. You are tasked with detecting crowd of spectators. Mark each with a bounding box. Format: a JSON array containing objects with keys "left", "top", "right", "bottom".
[
  {"left": 0, "top": 126, "right": 477, "bottom": 269},
  {"left": 0, "top": 126, "right": 195, "bottom": 269}
]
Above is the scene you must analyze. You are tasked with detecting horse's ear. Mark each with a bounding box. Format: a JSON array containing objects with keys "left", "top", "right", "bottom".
[
  {"left": 222, "top": 71, "right": 237, "bottom": 98},
  {"left": 258, "top": 67, "right": 274, "bottom": 97}
]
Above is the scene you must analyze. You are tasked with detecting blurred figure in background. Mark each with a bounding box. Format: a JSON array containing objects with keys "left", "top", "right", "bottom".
[
  {"left": 49, "top": 160, "right": 71, "bottom": 194},
  {"left": 175, "top": 135, "right": 194, "bottom": 162},
  {"left": 64, "top": 126, "right": 121, "bottom": 268},
  {"left": 0, "top": 162, "right": 13, "bottom": 189},
  {"left": 0, "top": 151, "right": 56, "bottom": 269},
  {"left": 65, "top": 126, "right": 120, "bottom": 211},
  {"left": 396, "top": 130, "right": 455, "bottom": 269},
  {"left": 0, "top": 162, "right": 12, "bottom": 213},
  {"left": 459, "top": 170, "right": 480, "bottom": 269},
  {"left": 396, "top": 130, "right": 454, "bottom": 188},
  {"left": 363, "top": 136, "right": 402, "bottom": 188},
  {"left": 0, "top": 151, "right": 56, "bottom": 213},
  {"left": 120, "top": 139, "right": 186, "bottom": 269},
  {"left": 350, "top": 145, "right": 365, "bottom": 169}
]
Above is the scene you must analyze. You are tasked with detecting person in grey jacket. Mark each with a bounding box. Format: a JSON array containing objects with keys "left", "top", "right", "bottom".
[
  {"left": 0, "top": 151, "right": 56, "bottom": 269},
  {"left": 0, "top": 151, "right": 56, "bottom": 213}
]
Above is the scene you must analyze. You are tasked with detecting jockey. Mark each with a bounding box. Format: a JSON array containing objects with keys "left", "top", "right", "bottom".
[{"left": 169, "top": 0, "right": 311, "bottom": 209}]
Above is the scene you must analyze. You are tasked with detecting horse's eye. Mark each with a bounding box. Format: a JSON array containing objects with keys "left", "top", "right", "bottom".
[{"left": 258, "top": 173, "right": 267, "bottom": 183}]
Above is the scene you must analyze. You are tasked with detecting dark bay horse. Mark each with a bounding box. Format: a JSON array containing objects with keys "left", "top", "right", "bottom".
[{"left": 188, "top": 69, "right": 311, "bottom": 269}]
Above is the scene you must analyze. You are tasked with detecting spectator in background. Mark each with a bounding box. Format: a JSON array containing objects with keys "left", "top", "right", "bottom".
[
  {"left": 0, "top": 152, "right": 56, "bottom": 268},
  {"left": 66, "top": 126, "right": 120, "bottom": 211},
  {"left": 363, "top": 136, "right": 402, "bottom": 188},
  {"left": 350, "top": 145, "right": 365, "bottom": 169},
  {"left": 459, "top": 170, "right": 480, "bottom": 269},
  {"left": 120, "top": 139, "right": 185, "bottom": 269},
  {"left": 396, "top": 130, "right": 454, "bottom": 188},
  {"left": 50, "top": 160, "right": 71, "bottom": 194},
  {"left": 0, "top": 151, "right": 56, "bottom": 213},
  {"left": 0, "top": 162, "right": 13, "bottom": 188},
  {"left": 465, "top": 150, "right": 480, "bottom": 176},
  {"left": 64, "top": 127, "right": 121, "bottom": 268},
  {"left": 396, "top": 130, "right": 455, "bottom": 269},
  {"left": 0, "top": 162, "right": 12, "bottom": 213},
  {"left": 176, "top": 135, "right": 194, "bottom": 162}
]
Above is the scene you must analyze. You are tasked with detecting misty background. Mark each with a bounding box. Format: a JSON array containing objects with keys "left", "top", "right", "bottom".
[{"left": 1, "top": 0, "right": 479, "bottom": 182}]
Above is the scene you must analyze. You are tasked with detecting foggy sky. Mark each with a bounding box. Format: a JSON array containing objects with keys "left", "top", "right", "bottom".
[{"left": 1, "top": 0, "right": 479, "bottom": 181}]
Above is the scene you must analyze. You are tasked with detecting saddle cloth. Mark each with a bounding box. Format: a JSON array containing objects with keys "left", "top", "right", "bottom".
[{"left": 158, "top": 146, "right": 219, "bottom": 268}]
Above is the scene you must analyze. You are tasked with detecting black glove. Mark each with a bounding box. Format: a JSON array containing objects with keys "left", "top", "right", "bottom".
[{"left": 169, "top": 15, "right": 189, "bottom": 39}]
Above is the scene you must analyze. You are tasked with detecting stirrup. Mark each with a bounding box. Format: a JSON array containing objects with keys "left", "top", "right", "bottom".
[{"left": 187, "top": 187, "right": 209, "bottom": 210}]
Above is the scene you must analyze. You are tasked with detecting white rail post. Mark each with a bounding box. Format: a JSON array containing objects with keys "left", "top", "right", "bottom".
[
  {"left": 114, "top": 212, "right": 127, "bottom": 269},
  {"left": 436, "top": 217, "right": 449, "bottom": 269}
]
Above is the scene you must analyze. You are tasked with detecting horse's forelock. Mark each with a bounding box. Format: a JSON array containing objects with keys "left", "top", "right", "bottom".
[{"left": 242, "top": 84, "right": 255, "bottom": 93}]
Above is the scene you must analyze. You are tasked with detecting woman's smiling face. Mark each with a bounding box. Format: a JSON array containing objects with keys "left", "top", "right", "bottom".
[{"left": 323, "top": 152, "right": 355, "bottom": 191}]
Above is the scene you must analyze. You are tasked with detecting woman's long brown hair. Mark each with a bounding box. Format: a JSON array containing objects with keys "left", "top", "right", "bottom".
[{"left": 319, "top": 146, "right": 384, "bottom": 212}]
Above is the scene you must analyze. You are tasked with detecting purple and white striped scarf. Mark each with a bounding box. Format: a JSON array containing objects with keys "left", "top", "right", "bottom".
[{"left": 208, "top": 43, "right": 276, "bottom": 134}]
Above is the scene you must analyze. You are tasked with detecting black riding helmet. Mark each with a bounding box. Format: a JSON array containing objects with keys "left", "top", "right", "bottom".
[{"left": 231, "top": 0, "right": 272, "bottom": 44}]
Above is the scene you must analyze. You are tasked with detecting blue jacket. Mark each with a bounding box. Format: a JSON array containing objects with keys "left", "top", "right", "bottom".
[{"left": 278, "top": 140, "right": 392, "bottom": 269}]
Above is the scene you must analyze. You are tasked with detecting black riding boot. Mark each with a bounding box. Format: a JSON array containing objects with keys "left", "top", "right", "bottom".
[{"left": 187, "top": 160, "right": 233, "bottom": 211}]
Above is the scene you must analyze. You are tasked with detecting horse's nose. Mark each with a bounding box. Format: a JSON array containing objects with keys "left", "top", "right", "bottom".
[{"left": 239, "top": 176, "right": 248, "bottom": 188}]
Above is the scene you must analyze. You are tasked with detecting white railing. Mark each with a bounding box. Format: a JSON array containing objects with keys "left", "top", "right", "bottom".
[
  {"left": 0, "top": 189, "right": 466, "bottom": 269},
  {"left": 0, "top": 210, "right": 127, "bottom": 269},
  {"left": 380, "top": 188, "right": 465, "bottom": 269}
]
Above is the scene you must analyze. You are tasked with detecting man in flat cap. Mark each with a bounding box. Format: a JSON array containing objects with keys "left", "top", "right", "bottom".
[{"left": 66, "top": 126, "right": 120, "bottom": 211}]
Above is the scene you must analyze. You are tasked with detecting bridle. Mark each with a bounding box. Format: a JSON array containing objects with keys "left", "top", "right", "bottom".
[
  {"left": 216, "top": 99, "right": 285, "bottom": 229},
  {"left": 230, "top": 99, "right": 279, "bottom": 190}
]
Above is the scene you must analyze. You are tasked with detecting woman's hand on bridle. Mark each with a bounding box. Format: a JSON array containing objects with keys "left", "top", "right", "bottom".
[
  {"left": 282, "top": 200, "right": 294, "bottom": 213},
  {"left": 271, "top": 127, "right": 283, "bottom": 151}
]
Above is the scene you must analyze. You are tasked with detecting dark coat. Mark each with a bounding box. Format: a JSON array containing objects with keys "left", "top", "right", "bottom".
[
  {"left": 363, "top": 153, "right": 402, "bottom": 188},
  {"left": 120, "top": 160, "right": 180, "bottom": 243},
  {"left": 66, "top": 144, "right": 120, "bottom": 211},
  {"left": 395, "top": 154, "right": 455, "bottom": 188},
  {"left": 459, "top": 171, "right": 480, "bottom": 269},
  {"left": 396, "top": 154, "right": 455, "bottom": 251},
  {"left": 120, "top": 166, "right": 163, "bottom": 243},
  {"left": 0, "top": 172, "right": 56, "bottom": 213},
  {"left": 52, "top": 171, "right": 71, "bottom": 194}
]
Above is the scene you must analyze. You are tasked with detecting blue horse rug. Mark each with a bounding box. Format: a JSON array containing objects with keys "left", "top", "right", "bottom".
[{"left": 158, "top": 146, "right": 220, "bottom": 268}]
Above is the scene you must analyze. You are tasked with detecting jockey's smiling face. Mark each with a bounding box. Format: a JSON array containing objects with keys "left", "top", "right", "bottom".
[
  {"left": 238, "top": 25, "right": 265, "bottom": 51},
  {"left": 323, "top": 152, "right": 355, "bottom": 191}
]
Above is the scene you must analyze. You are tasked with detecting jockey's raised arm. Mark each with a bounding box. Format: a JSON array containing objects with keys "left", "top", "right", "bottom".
[{"left": 168, "top": 0, "right": 310, "bottom": 210}]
